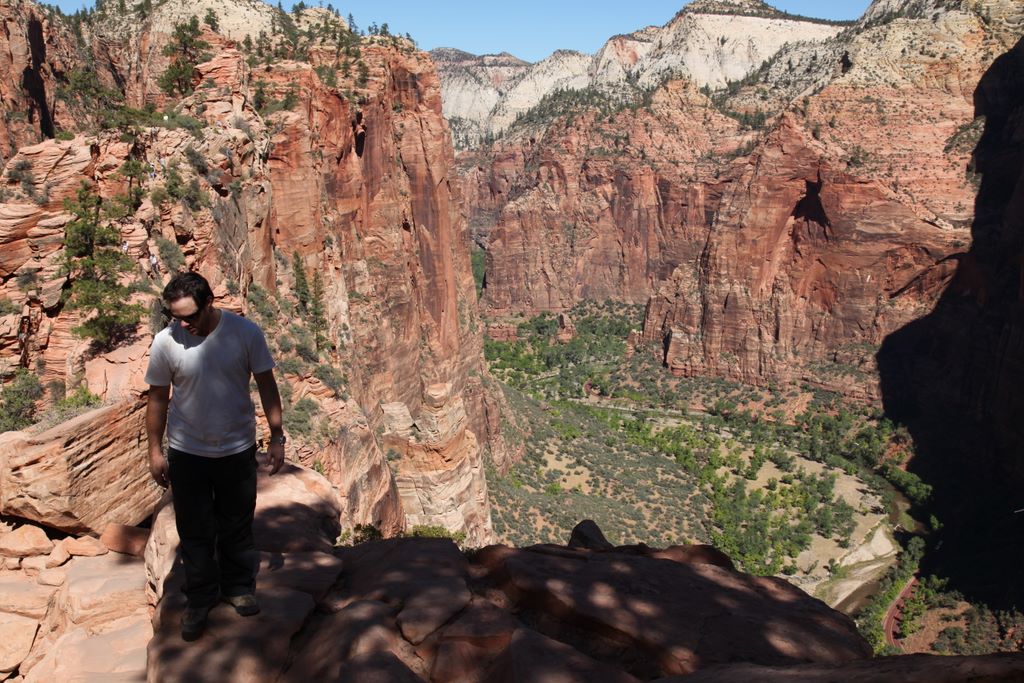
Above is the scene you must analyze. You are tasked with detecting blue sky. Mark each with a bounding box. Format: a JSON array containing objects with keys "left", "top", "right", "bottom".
[{"left": 54, "top": 1, "right": 873, "bottom": 62}]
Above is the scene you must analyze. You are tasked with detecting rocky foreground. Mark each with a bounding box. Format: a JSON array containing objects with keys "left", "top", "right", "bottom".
[{"left": 3, "top": 461, "right": 1024, "bottom": 681}]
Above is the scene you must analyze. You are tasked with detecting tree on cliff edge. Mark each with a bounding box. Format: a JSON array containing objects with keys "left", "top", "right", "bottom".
[{"left": 158, "top": 17, "right": 211, "bottom": 97}]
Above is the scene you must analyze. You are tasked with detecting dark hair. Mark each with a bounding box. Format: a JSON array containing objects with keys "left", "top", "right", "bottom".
[{"left": 162, "top": 271, "right": 214, "bottom": 307}]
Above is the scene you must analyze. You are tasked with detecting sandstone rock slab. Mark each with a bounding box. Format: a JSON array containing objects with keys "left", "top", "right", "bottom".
[
  {"left": 22, "top": 610, "right": 151, "bottom": 683},
  {"left": 484, "top": 628, "right": 640, "bottom": 683},
  {"left": 148, "top": 586, "right": 314, "bottom": 683},
  {"left": 337, "top": 537, "right": 471, "bottom": 644},
  {"left": 0, "top": 526, "right": 52, "bottom": 558},
  {"left": 283, "top": 600, "right": 404, "bottom": 683},
  {"left": 60, "top": 552, "right": 148, "bottom": 628},
  {"left": 0, "top": 576, "right": 57, "bottom": 619},
  {"left": 64, "top": 536, "right": 109, "bottom": 557},
  {"left": 335, "top": 651, "right": 425, "bottom": 683},
  {"left": 0, "top": 401, "right": 160, "bottom": 534},
  {"left": 44, "top": 541, "right": 70, "bottom": 568},
  {"left": 664, "top": 652, "right": 1024, "bottom": 682},
  {"left": 252, "top": 463, "right": 343, "bottom": 554},
  {"left": 0, "top": 612, "right": 38, "bottom": 674},
  {"left": 483, "top": 545, "right": 871, "bottom": 677},
  {"left": 20, "top": 556, "right": 46, "bottom": 576},
  {"left": 254, "top": 551, "right": 344, "bottom": 602},
  {"left": 36, "top": 569, "right": 65, "bottom": 587},
  {"left": 430, "top": 598, "right": 519, "bottom": 683},
  {"left": 567, "top": 519, "right": 614, "bottom": 551}
]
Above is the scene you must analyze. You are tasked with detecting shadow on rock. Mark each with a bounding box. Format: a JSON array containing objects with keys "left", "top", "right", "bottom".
[{"left": 877, "top": 36, "right": 1024, "bottom": 608}]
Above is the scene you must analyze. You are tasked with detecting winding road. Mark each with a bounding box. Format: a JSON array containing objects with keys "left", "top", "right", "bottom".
[{"left": 883, "top": 576, "right": 918, "bottom": 649}]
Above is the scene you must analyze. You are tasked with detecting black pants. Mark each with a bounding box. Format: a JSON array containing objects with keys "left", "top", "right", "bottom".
[{"left": 167, "top": 445, "right": 258, "bottom": 608}]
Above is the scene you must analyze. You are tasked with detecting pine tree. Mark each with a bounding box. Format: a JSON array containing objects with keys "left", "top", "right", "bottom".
[
  {"left": 157, "top": 16, "right": 211, "bottom": 97},
  {"left": 62, "top": 182, "right": 145, "bottom": 348},
  {"left": 292, "top": 252, "right": 310, "bottom": 312},
  {"left": 203, "top": 8, "right": 219, "bottom": 32},
  {"left": 310, "top": 270, "right": 327, "bottom": 350}
]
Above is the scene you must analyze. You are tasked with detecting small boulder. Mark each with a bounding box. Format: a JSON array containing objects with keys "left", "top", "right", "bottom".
[
  {"left": 45, "top": 542, "right": 71, "bottom": 568},
  {"left": 1, "top": 557, "right": 21, "bottom": 571},
  {"left": 64, "top": 535, "right": 108, "bottom": 557},
  {"left": 37, "top": 569, "right": 66, "bottom": 587},
  {"left": 0, "top": 526, "right": 53, "bottom": 558},
  {"left": 20, "top": 556, "right": 47, "bottom": 577}
]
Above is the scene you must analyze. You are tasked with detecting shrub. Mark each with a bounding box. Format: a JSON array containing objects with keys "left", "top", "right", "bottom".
[
  {"left": 184, "top": 145, "right": 208, "bottom": 175},
  {"left": 155, "top": 237, "right": 185, "bottom": 272},
  {"left": 313, "top": 363, "right": 345, "bottom": 394},
  {"left": 407, "top": 525, "right": 467, "bottom": 545},
  {"left": 295, "top": 339, "right": 318, "bottom": 363},
  {"left": 150, "top": 185, "right": 170, "bottom": 207},
  {"left": 0, "top": 297, "right": 19, "bottom": 316},
  {"left": 337, "top": 524, "right": 382, "bottom": 545},
  {"left": 284, "top": 396, "right": 319, "bottom": 437},
  {"left": 0, "top": 368, "right": 43, "bottom": 432},
  {"left": 277, "top": 357, "right": 304, "bottom": 375}
]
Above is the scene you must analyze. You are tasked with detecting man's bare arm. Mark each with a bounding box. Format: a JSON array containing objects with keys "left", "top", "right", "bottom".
[
  {"left": 254, "top": 369, "right": 285, "bottom": 474},
  {"left": 146, "top": 385, "right": 171, "bottom": 487}
]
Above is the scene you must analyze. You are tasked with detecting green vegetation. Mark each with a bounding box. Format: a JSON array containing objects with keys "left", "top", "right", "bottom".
[
  {"left": 158, "top": 17, "right": 211, "bottom": 97},
  {"left": 856, "top": 536, "right": 926, "bottom": 654},
  {"left": 155, "top": 237, "right": 185, "bottom": 273},
  {"left": 933, "top": 605, "right": 1024, "bottom": 655},
  {"left": 61, "top": 182, "right": 146, "bottom": 348},
  {"left": 0, "top": 368, "right": 43, "bottom": 432},
  {"left": 470, "top": 247, "right": 486, "bottom": 296},
  {"left": 151, "top": 163, "right": 210, "bottom": 211},
  {"left": 253, "top": 80, "right": 299, "bottom": 116},
  {"left": 245, "top": 282, "right": 348, "bottom": 438},
  {"left": 484, "top": 303, "right": 888, "bottom": 572},
  {"left": 284, "top": 396, "right": 320, "bottom": 437},
  {"left": 292, "top": 252, "right": 310, "bottom": 312},
  {"left": 38, "top": 385, "right": 102, "bottom": 425},
  {"left": 503, "top": 85, "right": 656, "bottom": 139},
  {"left": 944, "top": 116, "right": 985, "bottom": 155},
  {"left": 407, "top": 524, "right": 467, "bottom": 546}
]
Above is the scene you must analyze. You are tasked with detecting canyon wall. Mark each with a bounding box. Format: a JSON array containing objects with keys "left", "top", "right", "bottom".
[
  {"left": 464, "top": 0, "right": 1017, "bottom": 395},
  {"left": 0, "top": 0, "right": 498, "bottom": 542}
]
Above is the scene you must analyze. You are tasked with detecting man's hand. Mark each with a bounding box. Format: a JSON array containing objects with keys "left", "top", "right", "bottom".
[
  {"left": 149, "top": 449, "right": 169, "bottom": 487},
  {"left": 267, "top": 442, "right": 285, "bottom": 475}
]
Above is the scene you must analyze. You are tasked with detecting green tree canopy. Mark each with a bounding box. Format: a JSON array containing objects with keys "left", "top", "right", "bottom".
[
  {"left": 62, "top": 182, "right": 146, "bottom": 348},
  {"left": 157, "top": 16, "right": 211, "bottom": 97}
]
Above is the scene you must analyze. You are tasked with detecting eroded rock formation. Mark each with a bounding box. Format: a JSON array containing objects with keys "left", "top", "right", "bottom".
[
  {"left": 0, "top": 0, "right": 501, "bottom": 544},
  {"left": 464, "top": 0, "right": 1018, "bottom": 396}
]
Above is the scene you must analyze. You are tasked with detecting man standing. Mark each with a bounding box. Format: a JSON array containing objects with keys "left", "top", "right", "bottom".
[{"left": 145, "top": 271, "right": 286, "bottom": 641}]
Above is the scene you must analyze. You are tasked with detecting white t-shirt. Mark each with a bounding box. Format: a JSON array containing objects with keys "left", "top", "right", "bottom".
[{"left": 145, "top": 310, "right": 275, "bottom": 457}]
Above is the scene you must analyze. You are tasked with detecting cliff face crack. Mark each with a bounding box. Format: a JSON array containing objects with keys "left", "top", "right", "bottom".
[{"left": 22, "top": 18, "right": 54, "bottom": 139}]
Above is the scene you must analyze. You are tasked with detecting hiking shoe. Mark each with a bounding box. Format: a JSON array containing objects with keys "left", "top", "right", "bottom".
[
  {"left": 181, "top": 605, "right": 211, "bottom": 641},
  {"left": 223, "top": 593, "right": 260, "bottom": 616}
]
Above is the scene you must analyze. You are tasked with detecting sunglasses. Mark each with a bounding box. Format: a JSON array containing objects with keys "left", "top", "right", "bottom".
[{"left": 162, "top": 303, "right": 206, "bottom": 325}]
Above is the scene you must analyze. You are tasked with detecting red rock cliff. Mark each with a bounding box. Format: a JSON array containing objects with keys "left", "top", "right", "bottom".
[{"left": 0, "top": 2, "right": 500, "bottom": 542}]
